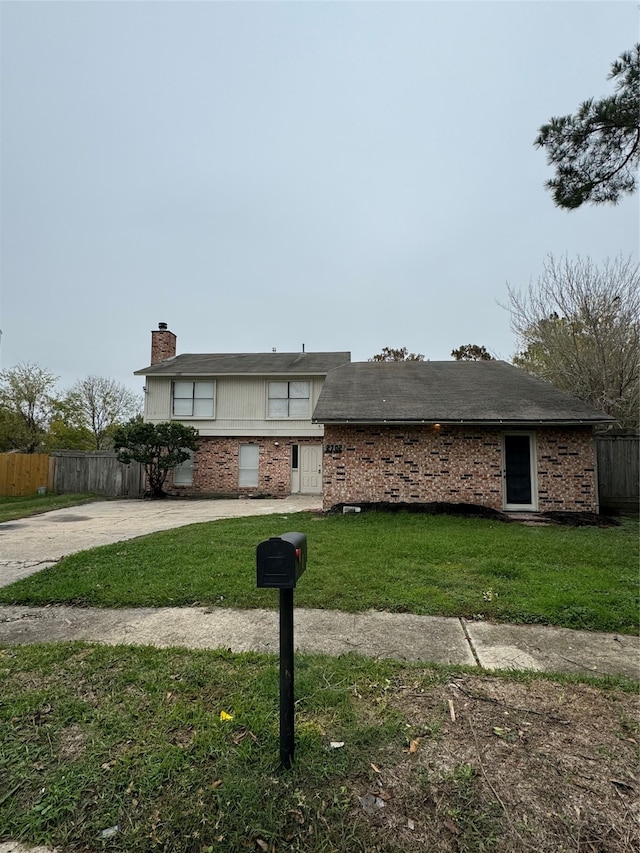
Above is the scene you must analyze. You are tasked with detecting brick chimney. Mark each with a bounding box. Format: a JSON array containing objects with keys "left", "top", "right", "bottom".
[{"left": 151, "top": 322, "right": 177, "bottom": 364}]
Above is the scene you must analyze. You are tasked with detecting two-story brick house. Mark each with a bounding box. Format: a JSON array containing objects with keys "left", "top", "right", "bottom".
[
  {"left": 136, "top": 325, "right": 613, "bottom": 511},
  {"left": 135, "top": 324, "right": 350, "bottom": 496}
]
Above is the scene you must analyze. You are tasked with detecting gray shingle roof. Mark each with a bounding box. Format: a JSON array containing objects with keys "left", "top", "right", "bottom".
[
  {"left": 312, "top": 361, "right": 614, "bottom": 425},
  {"left": 135, "top": 352, "right": 351, "bottom": 376}
]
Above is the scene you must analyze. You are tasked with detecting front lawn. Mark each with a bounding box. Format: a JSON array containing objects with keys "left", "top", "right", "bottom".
[
  {"left": 0, "top": 643, "right": 637, "bottom": 853},
  {"left": 0, "top": 512, "right": 637, "bottom": 634}
]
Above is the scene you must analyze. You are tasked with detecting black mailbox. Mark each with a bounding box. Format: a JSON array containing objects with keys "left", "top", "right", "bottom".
[{"left": 256, "top": 532, "right": 307, "bottom": 589}]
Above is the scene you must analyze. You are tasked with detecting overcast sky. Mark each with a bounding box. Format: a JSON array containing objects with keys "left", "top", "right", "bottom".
[{"left": 1, "top": 0, "right": 638, "bottom": 396}]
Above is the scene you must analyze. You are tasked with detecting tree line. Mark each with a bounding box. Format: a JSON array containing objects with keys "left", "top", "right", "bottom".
[{"left": 0, "top": 368, "right": 142, "bottom": 454}]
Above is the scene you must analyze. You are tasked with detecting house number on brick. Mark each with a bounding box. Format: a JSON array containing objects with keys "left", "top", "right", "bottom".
[{"left": 325, "top": 444, "right": 343, "bottom": 454}]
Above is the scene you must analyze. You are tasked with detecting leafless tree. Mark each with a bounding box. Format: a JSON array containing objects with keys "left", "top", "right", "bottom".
[
  {"left": 68, "top": 376, "right": 142, "bottom": 450},
  {"left": 505, "top": 254, "right": 639, "bottom": 428}
]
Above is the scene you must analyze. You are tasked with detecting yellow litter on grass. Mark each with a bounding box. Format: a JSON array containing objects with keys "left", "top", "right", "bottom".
[{"left": 220, "top": 711, "right": 233, "bottom": 721}]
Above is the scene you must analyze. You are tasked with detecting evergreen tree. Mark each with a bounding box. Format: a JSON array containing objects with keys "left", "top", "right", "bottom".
[
  {"left": 536, "top": 45, "right": 640, "bottom": 208},
  {"left": 451, "top": 344, "right": 494, "bottom": 361},
  {"left": 113, "top": 419, "right": 199, "bottom": 498},
  {"left": 369, "top": 346, "right": 424, "bottom": 362}
]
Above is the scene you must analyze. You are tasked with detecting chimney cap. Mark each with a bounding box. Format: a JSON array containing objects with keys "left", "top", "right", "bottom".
[{"left": 158, "top": 322, "right": 168, "bottom": 331}]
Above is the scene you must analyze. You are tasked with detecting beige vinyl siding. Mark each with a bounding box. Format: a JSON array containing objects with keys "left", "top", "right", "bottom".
[
  {"left": 144, "top": 376, "right": 325, "bottom": 437},
  {"left": 144, "top": 377, "right": 172, "bottom": 420}
]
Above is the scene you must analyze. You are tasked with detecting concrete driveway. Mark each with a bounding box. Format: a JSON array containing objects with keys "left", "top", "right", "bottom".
[{"left": 0, "top": 495, "right": 321, "bottom": 587}]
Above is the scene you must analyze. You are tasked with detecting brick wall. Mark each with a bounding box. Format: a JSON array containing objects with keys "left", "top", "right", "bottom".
[
  {"left": 321, "top": 425, "right": 597, "bottom": 512},
  {"left": 167, "top": 436, "right": 321, "bottom": 496},
  {"left": 536, "top": 429, "right": 597, "bottom": 511},
  {"left": 151, "top": 327, "right": 177, "bottom": 364}
]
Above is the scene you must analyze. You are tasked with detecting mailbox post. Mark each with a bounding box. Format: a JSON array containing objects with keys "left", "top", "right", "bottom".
[{"left": 256, "top": 532, "right": 307, "bottom": 769}]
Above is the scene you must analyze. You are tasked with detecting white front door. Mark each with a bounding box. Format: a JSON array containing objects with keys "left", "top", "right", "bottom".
[{"left": 300, "top": 445, "right": 322, "bottom": 494}]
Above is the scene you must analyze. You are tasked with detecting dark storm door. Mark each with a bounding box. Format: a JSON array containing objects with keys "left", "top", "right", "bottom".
[{"left": 503, "top": 434, "right": 536, "bottom": 509}]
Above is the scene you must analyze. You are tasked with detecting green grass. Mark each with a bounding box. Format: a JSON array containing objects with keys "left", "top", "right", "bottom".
[
  {"left": 0, "top": 643, "right": 636, "bottom": 853},
  {"left": 0, "top": 643, "right": 409, "bottom": 852},
  {"left": 0, "top": 511, "right": 637, "bottom": 634},
  {"left": 0, "top": 493, "right": 101, "bottom": 523}
]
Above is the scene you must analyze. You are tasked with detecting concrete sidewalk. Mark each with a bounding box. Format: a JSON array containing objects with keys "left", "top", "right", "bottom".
[{"left": 0, "top": 602, "right": 637, "bottom": 680}]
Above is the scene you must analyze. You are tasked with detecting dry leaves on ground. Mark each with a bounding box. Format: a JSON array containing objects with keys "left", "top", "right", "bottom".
[{"left": 351, "top": 675, "right": 639, "bottom": 852}]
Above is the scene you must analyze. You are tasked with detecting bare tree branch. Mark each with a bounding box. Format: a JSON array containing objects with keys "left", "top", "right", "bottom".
[{"left": 505, "top": 255, "right": 639, "bottom": 428}]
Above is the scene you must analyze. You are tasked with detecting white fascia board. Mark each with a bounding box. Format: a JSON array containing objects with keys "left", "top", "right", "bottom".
[{"left": 197, "top": 426, "right": 325, "bottom": 437}]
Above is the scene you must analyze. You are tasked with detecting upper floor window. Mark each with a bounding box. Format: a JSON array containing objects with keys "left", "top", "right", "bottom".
[
  {"left": 172, "top": 381, "right": 215, "bottom": 418},
  {"left": 267, "top": 381, "right": 310, "bottom": 418}
]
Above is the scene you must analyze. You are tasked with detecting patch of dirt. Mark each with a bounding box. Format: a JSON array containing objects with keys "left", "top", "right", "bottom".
[
  {"left": 328, "top": 502, "right": 512, "bottom": 522},
  {"left": 350, "top": 674, "right": 639, "bottom": 852},
  {"left": 328, "top": 502, "right": 622, "bottom": 527},
  {"left": 540, "top": 510, "right": 620, "bottom": 527},
  {"left": 58, "top": 723, "right": 87, "bottom": 761}
]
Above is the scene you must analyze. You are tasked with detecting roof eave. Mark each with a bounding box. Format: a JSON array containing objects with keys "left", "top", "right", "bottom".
[
  {"left": 313, "top": 417, "right": 611, "bottom": 426},
  {"left": 136, "top": 368, "right": 336, "bottom": 377}
]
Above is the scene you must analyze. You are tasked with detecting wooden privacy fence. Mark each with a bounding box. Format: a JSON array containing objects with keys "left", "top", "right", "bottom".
[
  {"left": 52, "top": 451, "right": 145, "bottom": 497},
  {"left": 596, "top": 434, "right": 639, "bottom": 512},
  {"left": 0, "top": 453, "right": 53, "bottom": 497},
  {"left": 0, "top": 452, "right": 144, "bottom": 498}
]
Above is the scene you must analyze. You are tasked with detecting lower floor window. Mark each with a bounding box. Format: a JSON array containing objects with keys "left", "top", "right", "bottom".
[
  {"left": 239, "top": 444, "right": 259, "bottom": 487},
  {"left": 173, "top": 449, "right": 194, "bottom": 486}
]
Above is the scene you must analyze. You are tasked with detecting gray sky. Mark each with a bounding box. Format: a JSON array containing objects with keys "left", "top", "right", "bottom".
[{"left": 1, "top": 0, "right": 638, "bottom": 397}]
